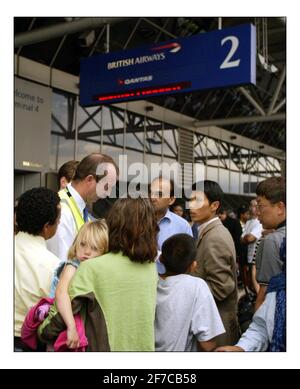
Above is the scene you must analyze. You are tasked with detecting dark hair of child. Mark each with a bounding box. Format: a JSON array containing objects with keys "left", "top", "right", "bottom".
[{"left": 161, "top": 233, "right": 197, "bottom": 274}]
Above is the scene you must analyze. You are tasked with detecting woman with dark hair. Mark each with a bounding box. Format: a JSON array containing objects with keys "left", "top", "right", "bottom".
[
  {"left": 107, "top": 197, "right": 158, "bottom": 263},
  {"left": 39, "top": 197, "right": 158, "bottom": 351}
]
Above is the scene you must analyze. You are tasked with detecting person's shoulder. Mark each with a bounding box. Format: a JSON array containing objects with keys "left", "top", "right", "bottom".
[
  {"left": 73, "top": 254, "right": 106, "bottom": 276},
  {"left": 80, "top": 252, "right": 125, "bottom": 272},
  {"left": 44, "top": 248, "right": 61, "bottom": 267},
  {"left": 185, "top": 275, "right": 212, "bottom": 298},
  {"left": 205, "top": 222, "right": 235, "bottom": 248},
  {"left": 14, "top": 231, "right": 25, "bottom": 245},
  {"left": 84, "top": 251, "right": 112, "bottom": 265},
  {"left": 264, "top": 228, "right": 285, "bottom": 245},
  {"left": 15, "top": 231, "right": 34, "bottom": 243},
  {"left": 212, "top": 221, "right": 231, "bottom": 236},
  {"left": 59, "top": 202, "right": 74, "bottom": 219},
  {"left": 179, "top": 274, "right": 209, "bottom": 289},
  {"left": 169, "top": 211, "right": 191, "bottom": 227},
  {"left": 168, "top": 210, "right": 183, "bottom": 222}
]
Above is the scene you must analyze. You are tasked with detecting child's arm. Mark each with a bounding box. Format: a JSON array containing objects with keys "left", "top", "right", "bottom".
[
  {"left": 197, "top": 339, "right": 217, "bottom": 352},
  {"left": 55, "top": 264, "right": 80, "bottom": 349},
  {"left": 215, "top": 345, "right": 244, "bottom": 352}
]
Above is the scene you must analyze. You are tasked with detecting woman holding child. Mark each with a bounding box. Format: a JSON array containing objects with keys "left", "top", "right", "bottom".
[{"left": 38, "top": 197, "right": 158, "bottom": 351}]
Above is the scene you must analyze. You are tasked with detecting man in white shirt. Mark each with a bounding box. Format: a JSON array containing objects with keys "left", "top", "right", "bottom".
[
  {"left": 47, "top": 153, "right": 118, "bottom": 262},
  {"left": 241, "top": 199, "right": 262, "bottom": 264},
  {"left": 15, "top": 187, "right": 61, "bottom": 350}
]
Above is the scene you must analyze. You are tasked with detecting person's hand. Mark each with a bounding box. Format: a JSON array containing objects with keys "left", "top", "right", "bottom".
[
  {"left": 66, "top": 325, "right": 80, "bottom": 349},
  {"left": 215, "top": 345, "right": 244, "bottom": 352}
]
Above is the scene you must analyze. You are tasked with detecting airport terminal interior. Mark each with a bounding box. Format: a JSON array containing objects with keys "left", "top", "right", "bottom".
[
  {"left": 13, "top": 17, "right": 286, "bottom": 353},
  {"left": 14, "top": 17, "right": 285, "bottom": 204}
]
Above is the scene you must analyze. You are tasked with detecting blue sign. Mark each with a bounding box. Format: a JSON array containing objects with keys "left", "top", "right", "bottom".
[{"left": 80, "top": 24, "right": 256, "bottom": 106}]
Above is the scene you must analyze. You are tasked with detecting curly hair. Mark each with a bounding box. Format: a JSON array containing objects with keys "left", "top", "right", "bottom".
[
  {"left": 106, "top": 197, "right": 158, "bottom": 263},
  {"left": 16, "top": 187, "right": 60, "bottom": 235}
]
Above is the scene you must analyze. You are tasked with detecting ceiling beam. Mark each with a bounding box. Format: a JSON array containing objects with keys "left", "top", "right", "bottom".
[
  {"left": 267, "top": 66, "right": 286, "bottom": 115},
  {"left": 114, "top": 100, "right": 285, "bottom": 160},
  {"left": 272, "top": 98, "right": 286, "bottom": 114},
  {"left": 141, "top": 18, "right": 177, "bottom": 39},
  {"left": 15, "top": 17, "right": 129, "bottom": 47},
  {"left": 193, "top": 113, "right": 285, "bottom": 127},
  {"left": 238, "top": 87, "right": 266, "bottom": 116},
  {"left": 78, "top": 124, "right": 172, "bottom": 137}
]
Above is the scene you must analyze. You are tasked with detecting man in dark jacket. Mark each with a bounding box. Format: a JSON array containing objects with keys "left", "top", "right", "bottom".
[{"left": 218, "top": 207, "right": 243, "bottom": 263}]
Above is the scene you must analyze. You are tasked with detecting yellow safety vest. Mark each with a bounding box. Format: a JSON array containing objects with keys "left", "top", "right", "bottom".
[{"left": 58, "top": 188, "right": 85, "bottom": 232}]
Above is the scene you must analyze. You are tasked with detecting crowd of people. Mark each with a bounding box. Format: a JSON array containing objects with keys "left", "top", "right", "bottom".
[{"left": 14, "top": 152, "right": 286, "bottom": 352}]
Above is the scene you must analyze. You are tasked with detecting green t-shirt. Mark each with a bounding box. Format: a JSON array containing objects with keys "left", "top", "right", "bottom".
[{"left": 38, "top": 251, "right": 158, "bottom": 351}]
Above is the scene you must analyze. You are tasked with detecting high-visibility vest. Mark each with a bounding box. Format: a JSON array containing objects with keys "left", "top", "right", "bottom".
[{"left": 58, "top": 188, "right": 85, "bottom": 233}]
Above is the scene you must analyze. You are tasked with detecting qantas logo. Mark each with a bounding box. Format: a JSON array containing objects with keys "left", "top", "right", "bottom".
[
  {"left": 118, "top": 75, "right": 153, "bottom": 86},
  {"left": 151, "top": 42, "right": 181, "bottom": 53}
]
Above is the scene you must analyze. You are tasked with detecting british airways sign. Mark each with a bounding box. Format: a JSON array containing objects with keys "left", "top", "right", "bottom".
[{"left": 80, "top": 24, "right": 256, "bottom": 106}]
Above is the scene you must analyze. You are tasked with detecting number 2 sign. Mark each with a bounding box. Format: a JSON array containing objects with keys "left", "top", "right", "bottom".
[{"left": 220, "top": 36, "right": 241, "bottom": 69}]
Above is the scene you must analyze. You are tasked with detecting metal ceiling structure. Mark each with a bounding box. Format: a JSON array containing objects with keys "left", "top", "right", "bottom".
[{"left": 14, "top": 17, "right": 286, "bottom": 187}]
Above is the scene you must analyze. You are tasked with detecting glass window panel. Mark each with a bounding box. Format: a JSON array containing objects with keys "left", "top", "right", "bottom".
[
  {"left": 229, "top": 171, "right": 240, "bottom": 194},
  {"left": 49, "top": 134, "right": 75, "bottom": 171},
  {"left": 207, "top": 166, "right": 218, "bottom": 182},
  {"left": 219, "top": 168, "right": 229, "bottom": 193}
]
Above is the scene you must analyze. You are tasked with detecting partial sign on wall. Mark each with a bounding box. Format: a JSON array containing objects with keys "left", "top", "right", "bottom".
[{"left": 14, "top": 77, "right": 51, "bottom": 171}]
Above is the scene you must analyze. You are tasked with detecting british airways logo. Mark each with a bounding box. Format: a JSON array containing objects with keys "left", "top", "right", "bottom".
[{"left": 151, "top": 42, "right": 181, "bottom": 53}]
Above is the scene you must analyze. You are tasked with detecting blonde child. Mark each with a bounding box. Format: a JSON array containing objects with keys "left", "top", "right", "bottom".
[{"left": 53, "top": 220, "right": 108, "bottom": 349}]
